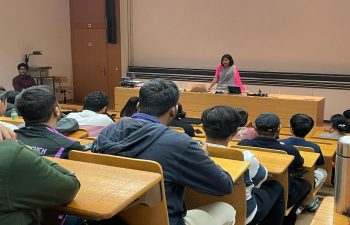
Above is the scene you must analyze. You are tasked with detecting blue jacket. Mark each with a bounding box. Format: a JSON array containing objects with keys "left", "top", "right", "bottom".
[
  {"left": 97, "top": 115, "right": 234, "bottom": 225},
  {"left": 279, "top": 137, "right": 325, "bottom": 165}
]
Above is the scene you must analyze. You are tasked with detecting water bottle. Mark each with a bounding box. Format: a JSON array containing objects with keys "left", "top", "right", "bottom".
[{"left": 11, "top": 108, "right": 18, "bottom": 120}]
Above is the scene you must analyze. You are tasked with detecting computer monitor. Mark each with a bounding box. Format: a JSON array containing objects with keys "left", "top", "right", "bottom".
[
  {"left": 227, "top": 86, "right": 241, "bottom": 95},
  {"left": 188, "top": 84, "right": 207, "bottom": 92}
]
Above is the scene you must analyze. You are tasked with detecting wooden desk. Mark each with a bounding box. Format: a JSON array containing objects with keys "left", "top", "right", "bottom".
[
  {"left": 68, "top": 129, "right": 89, "bottom": 138},
  {"left": 46, "top": 157, "right": 162, "bottom": 220},
  {"left": 72, "top": 138, "right": 94, "bottom": 145},
  {"left": 1, "top": 116, "right": 24, "bottom": 125},
  {"left": 59, "top": 104, "right": 83, "bottom": 112},
  {"left": 184, "top": 157, "right": 249, "bottom": 225},
  {"left": 311, "top": 197, "right": 349, "bottom": 225},
  {"left": 114, "top": 87, "right": 325, "bottom": 126}
]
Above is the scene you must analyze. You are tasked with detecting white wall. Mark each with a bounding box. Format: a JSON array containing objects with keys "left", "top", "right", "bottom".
[
  {"left": 0, "top": 0, "right": 72, "bottom": 100},
  {"left": 131, "top": 0, "right": 350, "bottom": 75}
]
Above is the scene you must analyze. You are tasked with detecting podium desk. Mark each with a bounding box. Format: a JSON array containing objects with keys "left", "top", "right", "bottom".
[
  {"left": 43, "top": 157, "right": 162, "bottom": 221},
  {"left": 311, "top": 197, "right": 349, "bottom": 225},
  {"left": 114, "top": 87, "right": 325, "bottom": 126}
]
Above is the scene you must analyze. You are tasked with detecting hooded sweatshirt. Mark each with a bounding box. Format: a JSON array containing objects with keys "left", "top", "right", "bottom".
[{"left": 97, "top": 114, "right": 234, "bottom": 225}]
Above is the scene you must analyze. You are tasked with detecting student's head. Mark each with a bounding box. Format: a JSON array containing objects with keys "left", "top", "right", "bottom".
[
  {"left": 235, "top": 108, "right": 248, "bottom": 127},
  {"left": 176, "top": 103, "right": 186, "bottom": 119},
  {"left": 0, "top": 86, "right": 6, "bottom": 92},
  {"left": 202, "top": 106, "right": 241, "bottom": 144},
  {"left": 120, "top": 96, "right": 139, "bottom": 117},
  {"left": 290, "top": 114, "right": 314, "bottom": 138},
  {"left": 0, "top": 90, "right": 7, "bottom": 116},
  {"left": 330, "top": 114, "right": 347, "bottom": 133},
  {"left": 6, "top": 91, "right": 20, "bottom": 104},
  {"left": 221, "top": 54, "right": 234, "bottom": 68},
  {"left": 139, "top": 79, "right": 180, "bottom": 124},
  {"left": 15, "top": 86, "right": 61, "bottom": 124},
  {"left": 84, "top": 91, "right": 109, "bottom": 113},
  {"left": 17, "top": 63, "right": 29, "bottom": 75},
  {"left": 343, "top": 110, "right": 350, "bottom": 124},
  {"left": 254, "top": 113, "right": 281, "bottom": 138}
]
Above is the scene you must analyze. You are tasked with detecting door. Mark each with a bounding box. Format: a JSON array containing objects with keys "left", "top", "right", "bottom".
[
  {"left": 71, "top": 0, "right": 106, "bottom": 29},
  {"left": 72, "top": 29, "right": 109, "bottom": 103}
]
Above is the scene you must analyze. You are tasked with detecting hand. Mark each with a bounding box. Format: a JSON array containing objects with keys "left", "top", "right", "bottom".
[
  {"left": 0, "top": 125, "right": 17, "bottom": 141},
  {"left": 201, "top": 142, "right": 209, "bottom": 155}
]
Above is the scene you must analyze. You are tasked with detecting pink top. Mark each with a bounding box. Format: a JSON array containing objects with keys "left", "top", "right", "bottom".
[
  {"left": 215, "top": 65, "right": 246, "bottom": 91},
  {"left": 233, "top": 127, "right": 257, "bottom": 140}
]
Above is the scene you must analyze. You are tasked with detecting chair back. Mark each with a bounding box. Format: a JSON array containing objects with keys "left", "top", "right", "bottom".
[
  {"left": 69, "top": 151, "right": 169, "bottom": 225},
  {"left": 295, "top": 145, "right": 315, "bottom": 152},
  {"left": 229, "top": 145, "right": 288, "bottom": 155}
]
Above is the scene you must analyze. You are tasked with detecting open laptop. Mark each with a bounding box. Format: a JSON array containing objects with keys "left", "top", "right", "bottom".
[
  {"left": 188, "top": 84, "right": 207, "bottom": 92},
  {"left": 227, "top": 86, "right": 242, "bottom": 95}
]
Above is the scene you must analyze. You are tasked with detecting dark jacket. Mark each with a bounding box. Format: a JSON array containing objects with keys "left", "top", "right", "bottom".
[
  {"left": 97, "top": 116, "right": 234, "bottom": 225},
  {"left": 0, "top": 140, "right": 80, "bottom": 225},
  {"left": 238, "top": 136, "right": 304, "bottom": 168},
  {"left": 279, "top": 137, "right": 325, "bottom": 166},
  {"left": 15, "top": 123, "right": 84, "bottom": 159},
  {"left": 169, "top": 118, "right": 195, "bottom": 137}
]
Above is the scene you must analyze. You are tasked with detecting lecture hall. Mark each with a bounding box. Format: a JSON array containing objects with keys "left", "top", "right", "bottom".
[{"left": 0, "top": 1, "right": 349, "bottom": 225}]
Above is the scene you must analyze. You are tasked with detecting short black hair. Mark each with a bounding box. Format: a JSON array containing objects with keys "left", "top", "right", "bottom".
[
  {"left": 202, "top": 105, "right": 240, "bottom": 140},
  {"left": 290, "top": 114, "right": 314, "bottom": 138},
  {"left": 330, "top": 114, "right": 347, "bottom": 133},
  {"left": 0, "top": 86, "right": 6, "bottom": 92},
  {"left": 139, "top": 79, "right": 180, "bottom": 117},
  {"left": 343, "top": 110, "right": 350, "bottom": 119},
  {"left": 6, "top": 91, "right": 20, "bottom": 104},
  {"left": 84, "top": 91, "right": 109, "bottom": 112},
  {"left": 15, "top": 86, "right": 57, "bottom": 123},
  {"left": 17, "top": 63, "right": 29, "bottom": 71},
  {"left": 221, "top": 54, "right": 234, "bottom": 67},
  {"left": 120, "top": 96, "right": 139, "bottom": 117},
  {"left": 235, "top": 108, "right": 248, "bottom": 127}
]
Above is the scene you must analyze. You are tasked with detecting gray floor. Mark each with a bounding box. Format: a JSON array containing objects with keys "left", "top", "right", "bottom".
[{"left": 296, "top": 185, "right": 334, "bottom": 225}]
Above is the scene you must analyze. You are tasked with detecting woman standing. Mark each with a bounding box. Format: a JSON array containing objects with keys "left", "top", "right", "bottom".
[{"left": 207, "top": 54, "right": 246, "bottom": 92}]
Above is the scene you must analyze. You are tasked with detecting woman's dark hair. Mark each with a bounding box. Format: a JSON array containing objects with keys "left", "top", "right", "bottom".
[
  {"left": 176, "top": 103, "right": 186, "bottom": 118},
  {"left": 343, "top": 109, "right": 350, "bottom": 119},
  {"left": 331, "top": 114, "right": 347, "bottom": 133},
  {"left": 120, "top": 97, "right": 139, "bottom": 117},
  {"left": 0, "top": 90, "right": 7, "bottom": 103},
  {"left": 290, "top": 114, "right": 314, "bottom": 138},
  {"left": 235, "top": 108, "right": 248, "bottom": 127},
  {"left": 202, "top": 105, "right": 240, "bottom": 140},
  {"left": 17, "top": 63, "right": 29, "bottom": 71},
  {"left": 221, "top": 54, "right": 234, "bottom": 67}
]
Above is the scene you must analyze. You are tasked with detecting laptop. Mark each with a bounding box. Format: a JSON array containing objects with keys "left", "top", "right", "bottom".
[
  {"left": 227, "top": 86, "right": 242, "bottom": 95},
  {"left": 188, "top": 84, "right": 207, "bottom": 92}
]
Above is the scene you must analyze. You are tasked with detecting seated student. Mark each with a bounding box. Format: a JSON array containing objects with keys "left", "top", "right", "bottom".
[
  {"left": 343, "top": 109, "right": 350, "bottom": 133},
  {"left": 233, "top": 108, "right": 257, "bottom": 140},
  {"left": 120, "top": 96, "right": 139, "bottom": 117},
  {"left": 4, "top": 90, "right": 20, "bottom": 117},
  {"left": 319, "top": 114, "right": 348, "bottom": 139},
  {"left": 0, "top": 90, "right": 18, "bottom": 130},
  {"left": 202, "top": 106, "right": 285, "bottom": 225},
  {"left": 238, "top": 113, "right": 311, "bottom": 225},
  {"left": 67, "top": 91, "right": 114, "bottom": 137},
  {"left": 15, "top": 86, "right": 83, "bottom": 158},
  {"left": 0, "top": 139, "right": 80, "bottom": 224},
  {"left": 280, "top": 114, "right": 327, "bottom": 211},
  {"left": 12, "top": 63, "right": 36, "bottom": 92},
  {"left": 169, "top": 103, "right": 195, "bottom": 137},
  {"left": 96, "top": 79, "right": 236, "bottom": 225}
]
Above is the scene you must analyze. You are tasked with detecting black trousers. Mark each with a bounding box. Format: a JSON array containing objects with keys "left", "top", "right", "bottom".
[
  {"left": 283, "top": 178, "right": 312, "bottom": 225},
  {"left": 247, "top": 180, "right": 285, "bottom": 225}
]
